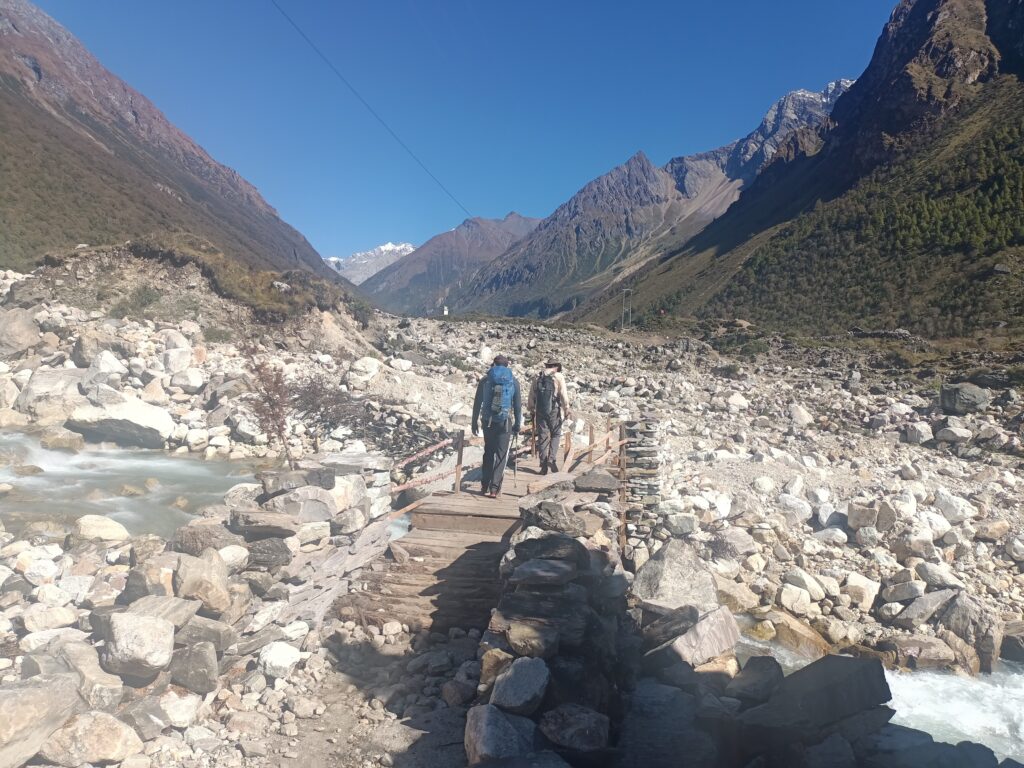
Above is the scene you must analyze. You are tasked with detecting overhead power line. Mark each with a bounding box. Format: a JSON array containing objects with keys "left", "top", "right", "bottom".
[{"left": 268, "top": 0, "right": 473, "bottom": 218}]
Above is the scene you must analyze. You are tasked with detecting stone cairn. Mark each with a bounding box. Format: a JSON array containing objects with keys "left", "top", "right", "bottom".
[
  {"left": 622, "top": 413, "right": 670, "bottom": 571},
  {"left": 462, "top": 466, "right": 630, "bottom": 766},
  {"left": 0, "top": 451, "right": 392, "bottom": 768}
]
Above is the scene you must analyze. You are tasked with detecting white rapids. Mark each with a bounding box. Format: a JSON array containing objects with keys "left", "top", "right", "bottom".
[
  {"left": 887, "top": 662, "right": 1024, "bottom": 761},
  {"left": 0, "top": 431, "right": 258, "bottom": 539},
  {"left": 737, "top": 636, "right": 1024, "bottom": 761}
]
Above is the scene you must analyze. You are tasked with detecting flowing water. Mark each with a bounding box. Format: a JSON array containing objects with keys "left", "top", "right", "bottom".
[
  {"left": 739, "top": 633, "right": 1024, "bottom": 760},
  {"left": 0, "top": 431, "right": 259, "bottom": 539},
  {"left": 887, "top": 661, "right": 1024, "bottom": 761}
]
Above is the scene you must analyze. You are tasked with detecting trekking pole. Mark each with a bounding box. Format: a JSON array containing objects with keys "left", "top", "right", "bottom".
[{"left": 512, "top": 433, "right": 519, "bottom": 488}]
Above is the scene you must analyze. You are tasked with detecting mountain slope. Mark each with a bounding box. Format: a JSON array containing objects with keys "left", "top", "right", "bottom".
[
  {"left": 0, "top": 0, "right": 336, "bottom": 284},
  {"left": 449, "top": 81, "right": 851, "bottom": 318},
  {"left": 325, "top": 242, "right": 416, "bottom": 285},
  {"left": 361, "top": 213, "right": 539, "bottom": 315},
  {"left": 575, "top": 0, "right": 1024, "bottom": 338}
]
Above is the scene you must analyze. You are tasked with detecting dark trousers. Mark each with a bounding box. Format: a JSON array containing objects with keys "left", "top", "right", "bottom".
[
  {"left": 537, "top": 412, "right": 563, "bottom": 471},
  {"left": 482, "top": 423, "right": 513, "bottom": 493}
]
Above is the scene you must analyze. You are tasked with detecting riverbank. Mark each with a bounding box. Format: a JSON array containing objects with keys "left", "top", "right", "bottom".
[{"left": 2, "top": 254, "right": 1024, "bottom": 764}]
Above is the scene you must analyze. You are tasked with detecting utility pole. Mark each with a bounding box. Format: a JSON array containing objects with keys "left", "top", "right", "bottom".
[{"left": 620, "top": 289, "right": 633, "bottom": 332}]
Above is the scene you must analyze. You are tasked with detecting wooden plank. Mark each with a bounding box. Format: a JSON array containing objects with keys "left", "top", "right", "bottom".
[{"left": 409, "top": 512, "right": 520, "bottom": 537}]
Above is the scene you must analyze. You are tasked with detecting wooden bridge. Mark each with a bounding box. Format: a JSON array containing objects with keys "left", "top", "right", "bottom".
[{"left": 335, "top": 424, "right": 627, "bottom": 633}]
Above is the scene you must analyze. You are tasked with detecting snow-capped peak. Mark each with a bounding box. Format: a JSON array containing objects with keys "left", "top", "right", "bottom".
[{"left": 324, "top": 242, "right": 416, "bottom": 285}]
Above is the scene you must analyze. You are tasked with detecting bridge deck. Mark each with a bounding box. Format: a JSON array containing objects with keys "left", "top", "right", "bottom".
[{"left": 335, "top": 456, "right": 595, "bottom": 633}]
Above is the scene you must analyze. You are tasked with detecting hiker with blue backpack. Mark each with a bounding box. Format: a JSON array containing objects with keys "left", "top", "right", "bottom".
[
  {"left": 471, "top": 355, "right": 522, "bottom": 498},
  {"left": 528, "top": 359, "right": 572, "bottom": 474}
]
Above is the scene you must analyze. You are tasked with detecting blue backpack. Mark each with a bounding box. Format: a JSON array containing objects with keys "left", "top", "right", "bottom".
[{"left": 481, "top": 366, "right": 515, "bottom": 427}]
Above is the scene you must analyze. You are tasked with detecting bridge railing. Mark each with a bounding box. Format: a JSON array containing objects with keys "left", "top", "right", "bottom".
[{"left": 388, "top": 417, "right": 631, "bottom": 518}]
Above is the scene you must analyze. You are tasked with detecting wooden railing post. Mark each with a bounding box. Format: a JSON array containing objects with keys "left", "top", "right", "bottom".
[
  {"left": 618, "top": 423, "right": 628, "bottom": 503},
  {"left": 618, "top": 422, "right": 628, "bottom": 550},
  {"left": 453, "top": 430, "right": 465, "bottom": 495}
]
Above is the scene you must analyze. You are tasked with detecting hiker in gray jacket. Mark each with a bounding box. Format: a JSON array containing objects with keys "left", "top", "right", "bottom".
[{"left": 528, "top": 359, "right": 571, "bottom": 474}]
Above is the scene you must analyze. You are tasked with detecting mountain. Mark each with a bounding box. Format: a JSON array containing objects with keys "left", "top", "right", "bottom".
[
  {"left": 575, "top": 0, "right": 1024, "bottom": 339},
  {"left": 361, "top": 213, "right": 540, "bottom": 315},
  {"left": 325, "top": 242, "right": 416, "bottom": 285},
  {"left": 0, "top": 0, "right": 339, "bottom": 289},
  {"left": 449, "top": 80, "right": 851, "bottom": 318}
]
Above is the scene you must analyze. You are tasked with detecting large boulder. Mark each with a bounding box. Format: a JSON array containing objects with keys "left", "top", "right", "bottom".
[
  {"left": 51, "top": 641, "right": 124, "bottom": 712},
  {"left": 71, "top": 328, "right": 136, "bottom": 367},
  {"left": 73, "top": 514, "right": 130, "bottom": 542},
  {"left": 645, "top": 606, "right": 740, "bottom": 668},
  {"left": 893, "top": 589, "right": 958, "bottom": 630},
  {"left": 725, "top": 655, "right": 785, "bottom": 707},
  {"left": 538, "top": 704, "right": 609, "bottom": 752},
  {"left": 173, "top": 549, "right": 231, "bottom": 614},
  {"left": 631, "top": 539, "right": 718, "bottom": 615},
  {"left": 99, "top": 613, "right": 174, "bottom": 681},
  {"left": 613, "top": 680, "right": 717, "bottom": 768},
  {"left": 347, "top": 356, "right": 382, "bottom": 388},
  {"left": 13, "top": 368, "right": 90, "bottom": 422},
  {"left": 740, "top": 656, "right": 890, "bottom": 742},
  {"left": 66, "top": 400, "right": 175, "bottom": 449},
  {"left": 490, "top": 657, "right": 550, "bottom": 716},
  {"left": 172, "top": 517, "right": 245, "bottom": 556},
  {"left": 940, "top": 383, "right": 991, "bottom": 415},
  {"left": 264, "top": 486, "right": 338, "bottom": 523},
  {"left": 465, "top": 704, "right": 531, "bottom": 765},
  {"left": 37, "top": 711, "right": 143, "bottom": 767},
  {"left": 259, "top": 641, "right": 301, "bottom": 679},
  {"left": 936, "top": 593, "right": 1003, "bottom": 673},
  {"left": 0, "top": 674, "right": 85, "bottom": 768},
  {"left": 169, "top": 641, "right": 219, "bottom": 694},
  {"left": 0, "top": 306, "right": 39, "bottom": 355}
]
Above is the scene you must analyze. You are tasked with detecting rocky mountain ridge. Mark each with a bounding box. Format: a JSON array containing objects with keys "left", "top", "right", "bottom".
[
  {"left": 361, "top": 212, "right": 540, "bottom": 316},
  {"left": 325, "top": 242, "right": 416, "bottom": 285},
  {"left": 447, "top": 80, "right": 852, "bottom": 318},
  {"left": 576, "top": 0, "right": 1024, "bottom": 337},
  {"left": 0, "top": 0, "right": 333, "bottom": 283}
]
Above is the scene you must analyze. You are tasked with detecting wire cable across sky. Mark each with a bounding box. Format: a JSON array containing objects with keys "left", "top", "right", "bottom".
[{"left": 268, "top": 0, "right": 474, "bottom": 219}]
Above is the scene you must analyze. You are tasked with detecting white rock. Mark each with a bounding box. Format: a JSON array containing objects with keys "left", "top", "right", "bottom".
[
  {"left": 73, "top": 514, "right": 130, "bottom": 542},
  {"left": 170, "top": 368, "right": 205, "bottom": 394},
  {"left": 217, "top": 544, "right": 249, "bottom": 573},
  {"left": 162, "top": 348, "right": 192, "bottom": 374},
  {"left": 790, "top": 404, "right": 814, "bottom": 428},
  {"left": 933, "top": 487, "right": 977, "bottom": 523},
  {"left": 259, "top": 641, "right": 301, "bottom": 679},
  {"left": 905, "top": 422, "right": 933, "bottom": 444},
  {"left": 842, "top": 573, "right": 881, "bottom": 612},
  {"left": 784, "top": 567, "right": 826, "bottom": 601},
  {"left": 159, "top": 690, "right": 201, "bottom": 729}
]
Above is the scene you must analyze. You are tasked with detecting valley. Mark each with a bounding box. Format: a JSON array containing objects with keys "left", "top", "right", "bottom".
[{"left": 1, "top": 0, "right": 1024, "bottom": 766}]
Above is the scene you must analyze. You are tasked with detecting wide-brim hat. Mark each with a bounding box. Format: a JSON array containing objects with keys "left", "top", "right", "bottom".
[{"left": 545, "top": 360, "right": 562, "bottom": 371}]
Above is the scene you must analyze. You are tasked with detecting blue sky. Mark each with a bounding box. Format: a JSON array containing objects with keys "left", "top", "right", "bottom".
[{"left": 36, "top": 0, "right": 896, "bottom": 257}]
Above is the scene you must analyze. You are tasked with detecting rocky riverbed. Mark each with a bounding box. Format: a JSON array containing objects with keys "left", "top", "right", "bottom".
[{"left": 2, "top": 255, "right": 1024, "bottom": 766}]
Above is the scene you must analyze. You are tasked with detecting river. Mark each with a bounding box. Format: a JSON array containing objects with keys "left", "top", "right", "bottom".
[
  {"left": 0, "top": 431, "right": 259, "bottom": 539},
  {"left": 737, "top": 632, "right": 1024, "bottom": 760}
]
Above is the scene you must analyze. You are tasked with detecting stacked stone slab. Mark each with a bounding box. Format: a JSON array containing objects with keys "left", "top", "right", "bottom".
[
  {"left": 622, "top": 413, "right": 672, "bottom": 570},
  {"left": 463, "top": 472, "right": 631, "bottom": 766},
  {"left": 0, "top": 456, "right": 391, "bottom": 768}
]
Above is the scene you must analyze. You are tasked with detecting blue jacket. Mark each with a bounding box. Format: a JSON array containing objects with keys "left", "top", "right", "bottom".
[{"left": 472, "top": 366, "right": 522, "bottom": 432}]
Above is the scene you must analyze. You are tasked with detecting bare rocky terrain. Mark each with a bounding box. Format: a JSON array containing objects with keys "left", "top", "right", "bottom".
[{"left": 1, "top": 253, "right": 1023, "bottom": 767}]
